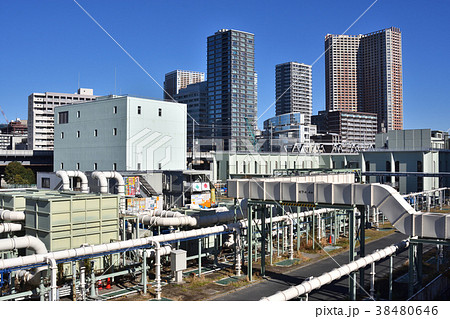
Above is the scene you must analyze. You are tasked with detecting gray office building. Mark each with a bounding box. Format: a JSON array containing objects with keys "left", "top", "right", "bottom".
[
  {"left": 207, "top": 29, "right": 257, "bottom": 151},
  {"left": 275, "top": 62, "right": 312, "bottom": 124},
  {"left": 174, "top": 81, "right": 208, "bottom": 152}
]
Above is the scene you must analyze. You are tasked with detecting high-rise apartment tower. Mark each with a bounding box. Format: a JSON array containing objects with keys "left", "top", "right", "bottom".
[
  {"left": 325, "top": 27, "right": 402, "bottom": 132},
  {"left": 207, "top": 29, "right": 257, "bottom": 151},
  {"left": 275, "top": 62, "right": 312, "bottom": 124},
  {"left": 27, "top": 88, "right": 97, "bottom": 150},
  {"left": 163, "top": 70, "right": 205, "bottom": 101}
]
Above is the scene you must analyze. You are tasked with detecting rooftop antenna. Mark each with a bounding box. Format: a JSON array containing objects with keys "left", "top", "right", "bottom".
[{"left": 78, "top": 72, "right": 80, "bottom": 89}]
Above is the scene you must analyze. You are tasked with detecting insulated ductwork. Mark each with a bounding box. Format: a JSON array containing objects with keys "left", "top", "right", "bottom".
[
  {"left": 0, "top": 223, "right": 22, "bottom": 233},
  {"left": 261, "top": 239, "right": 410, "bottom": 301},
  {"left": 0, "top": 210, "right": 25, "bottom": 222},
  {"left": 56, "top": 170, "right": 89, "bottom": 193},
  {"left": 0, "top": 236, "right": 48, "bottom": 286},
  {"left": 228, "top": 180, "right": 450, "bottom": 240}
]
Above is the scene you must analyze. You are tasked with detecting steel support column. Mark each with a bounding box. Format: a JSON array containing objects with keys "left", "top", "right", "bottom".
[
  {"left": 248, "top": 205, "right": 253, "bottom": 281},
  {"left": 359, "top": 206, "right": 366, "bottom": 293},
  {"left": 349, "top": 208, "right": 356, "bottom": 300},
  {"left": 261, "top": 206, "right": 266, "bottom": 277}
]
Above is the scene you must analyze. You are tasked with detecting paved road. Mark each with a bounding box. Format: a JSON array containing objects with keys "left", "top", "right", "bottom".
[{"left": 213, "top": 231, "right": 415, "bottom": 301}]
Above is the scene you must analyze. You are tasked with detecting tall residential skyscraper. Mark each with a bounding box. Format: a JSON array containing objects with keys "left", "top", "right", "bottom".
[
  {"left": 163, "top": 70, "right": 205, "bottom": 100},
  {"left": 207, "top": 29, "right": 256, "bottom": 151},
  {"left": 275, "top": 62, "right": 312, "bottom": 124},
  {"left": 27, "top": 88, "right": 97, "bottom": 150},
  {"left": 325, "top": 27, "right": 402, "bottom": 132}
]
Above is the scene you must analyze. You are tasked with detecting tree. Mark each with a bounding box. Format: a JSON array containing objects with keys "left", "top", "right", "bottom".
[{"left": 4, "top": 161, "right": 35, "bottom": 185}]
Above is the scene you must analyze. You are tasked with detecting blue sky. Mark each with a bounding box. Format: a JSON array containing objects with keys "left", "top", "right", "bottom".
[{"left": 0, "top": 0, "right": 449, "bottom": 131}]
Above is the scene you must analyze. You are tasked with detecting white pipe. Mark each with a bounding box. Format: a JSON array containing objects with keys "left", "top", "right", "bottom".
[
  {"left": 0, "top": 223, "right": 22, "bottom": 233},
  {"left": 45, "top": 257, "right": 57, "bottom": 301},
  {"left": 0, "top": 236, "right": 48, "bottom": 286},
  {"left": 0, "top": 224, "right": 240, "bottom": 271},
  {"left": 92, "top": 171, "right": 125, "bottom": 195},
  {"left": 56, "top": 170, "right": 70, "bottom": 191},
  {"left": 0, "top": 236, "right": 47, "bottom": 254},
  {"left": 56, "top": 170, "right": 89, "bottom": 193},
  {"left": 80, "top": 264, "right": 86, "bottom": 301},
  {"left": 91, "top": 171, "right": 108, "bottom": 194},
  {"left": 0, "top": 209, "right": 332, "bottom": 275},
  {"left": 138, "top": 208, "right": 246, "bottom": 228},
  {"left": 260, "top": 239, "right": 410, "bottom": 301},
  {"left": 0, "top": 209, "right": 25, "bottom": 222},
  {"left": 148, "top": 240, "right": 161, "bottom": 300},
  {"left": 92, "top": 171, "right": 125, "bottom": 213}
]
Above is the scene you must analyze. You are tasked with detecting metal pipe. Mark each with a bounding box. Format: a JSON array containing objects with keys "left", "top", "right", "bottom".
[{"left": 261, "top": 239, "right": 410, "bottom": 301}]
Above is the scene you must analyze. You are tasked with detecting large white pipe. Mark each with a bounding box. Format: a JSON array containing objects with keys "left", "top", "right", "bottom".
[
  {"left": 0, "top": 236, "right": 48, "bottom": 286},
  {"left": 45, "top": 257, "right": 57, "bottom": 301},
  {"left": 0, "top": 209, "right": 25, "bottom": 222},
  {"left": 92, "top": 171, "right": 125, "bottom": 213},
  {"left": 260, "top": 239, "right": 410, "bottom": 301},
  {"left": 0, "top": 223, "right": 22, "bottom": 233},
  {"left": 0, "top": 236, "right": 47, "bottom": 254},
  {"left": 56, "top": 170, "right": 70, "bottom": 191},
  {"left": 91, "top": 171, "right": 108, "bottom": 194},
  {"left": 92, "top": 171, "right": 125, "bottom": 195},
  {"left": 56, "top": 170, "right": 89, "bottom": 193},
  {"left": 0, "top": 224, "right": 240, "bottom": 271}
]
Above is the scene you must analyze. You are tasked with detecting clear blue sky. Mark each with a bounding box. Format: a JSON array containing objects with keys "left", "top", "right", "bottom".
[{"left": 0, "top": 0, "right": 449, "bottom": 131}]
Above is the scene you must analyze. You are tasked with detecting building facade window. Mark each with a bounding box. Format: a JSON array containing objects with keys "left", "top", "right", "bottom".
[
  {"left": 77, "top": 131, "right": 80, "bottom": 138},
  {"left": 76, "top": 111, "right": 80, "bottom": 118},
  {"left": 113, "top": 128, "right": 117, "bottom": 136},
  {"left": 94, "top": 129, "right": 98, "bottom": 137},
  {"left": 58, "top": 111, "right": 69, "bottom": 124},
  {"left": 61, "top": 132, "right": 64, "bottom": 139},
  {"left": 138, "top": 106, "right": 141, "bottom": 114},
  {"left": 158, "top": 108, "right": 162, "bottom": 117},
  {"left": 41, "top": 177, "right": 50, "bottom": 188},
  {"left": 94, "top": 163, "right": 98, "bottom": 170},
  {"left": 76, "top": 163, "right": 80, "bottom": 170},
  {"left": 113, "top": 163, "right": 117, "bottom": 170},
  {"left": 113, "top": 106, "right": 117, "bottom": 114}
]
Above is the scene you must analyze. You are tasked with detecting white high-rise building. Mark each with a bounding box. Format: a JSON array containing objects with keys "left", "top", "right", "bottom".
[
  {"left": 163, "top": 70, "right": 205, "bottom": 100},
  {"left": 27, "top": 88, "right": 97, "bottom": 150}
]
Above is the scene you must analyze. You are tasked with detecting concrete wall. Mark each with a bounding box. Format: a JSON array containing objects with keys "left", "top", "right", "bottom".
[{"left": 376, "top": 129, "right": 432, "bottom": 150}]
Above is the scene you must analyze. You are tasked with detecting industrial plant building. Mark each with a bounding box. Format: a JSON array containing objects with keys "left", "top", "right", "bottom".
[{"left": 53, "top": 95, "right": 187, "bottom": 172}]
